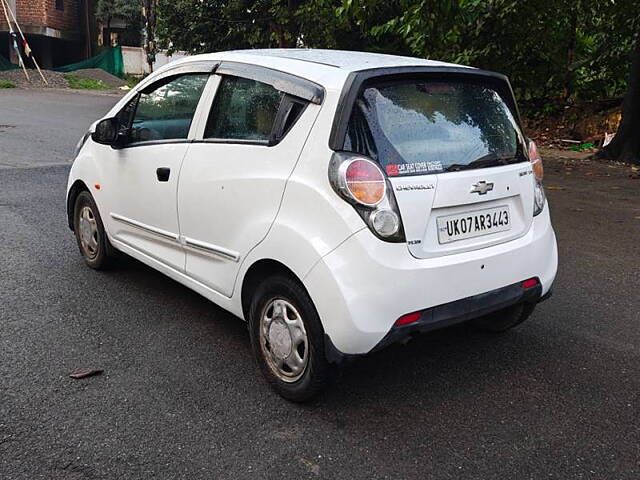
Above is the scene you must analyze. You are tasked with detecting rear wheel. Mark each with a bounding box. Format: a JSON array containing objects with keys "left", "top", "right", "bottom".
[
  {"left": 472, "top": 302, "right": 536, "bottom": 333},
  {"left": 248, "top": 275, "right": 332, "bottom": 402},
  {"left": 73, "top": 191, "right": 115, "bottom": 270}
]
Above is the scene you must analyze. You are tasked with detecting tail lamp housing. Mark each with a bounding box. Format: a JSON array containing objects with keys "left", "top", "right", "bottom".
[
  {"left": 329, "top": 153, "right": 405, "bottom": 242},
  {"left": 528, "top": 139, "right": 546, "bottom": 216}
]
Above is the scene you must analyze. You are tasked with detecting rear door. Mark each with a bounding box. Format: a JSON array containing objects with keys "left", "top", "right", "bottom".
[
  {"left": 177, "top": 68, "right": 321, "bottom": 297},
  {"left": 341, "top": 75, "right": 534, "bottom": 258}
]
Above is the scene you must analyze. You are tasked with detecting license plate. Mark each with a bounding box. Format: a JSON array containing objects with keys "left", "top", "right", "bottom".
[{"left": 437, "top": 205, "right": 511, "bottom": 244}]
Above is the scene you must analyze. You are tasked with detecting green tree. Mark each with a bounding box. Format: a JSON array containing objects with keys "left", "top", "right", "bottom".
[
  {"left": 154, "top": 0, "right": 640, "bottom": 164},
  {"left": 599, "top": 41, "right": 640, "bottom": 165}
]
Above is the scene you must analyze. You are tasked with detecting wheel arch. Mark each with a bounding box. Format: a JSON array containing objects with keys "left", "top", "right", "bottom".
[
  {"left": 67, "top": 179, "right": 90, "bottom": 231},
  {"left": 240, "top": 259, "right": 304, "bottom": 322}
]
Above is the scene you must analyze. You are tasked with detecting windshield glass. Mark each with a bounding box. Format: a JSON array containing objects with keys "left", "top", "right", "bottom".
[{"left": 343, "top": 80, "right": 526, "bottom": 176}]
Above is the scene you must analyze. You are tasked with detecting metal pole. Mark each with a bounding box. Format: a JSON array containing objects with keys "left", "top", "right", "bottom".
[{"left": 1, "top": 0, "right": 47, "bottom": 84}]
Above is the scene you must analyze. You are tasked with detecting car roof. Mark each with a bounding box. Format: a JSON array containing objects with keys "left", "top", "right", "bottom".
[
  {"left": 224, "top": 49, "right": 465, "bottom": 70},
  {"left": 161, "top": 49, "right": 472, "bottom": 90}
]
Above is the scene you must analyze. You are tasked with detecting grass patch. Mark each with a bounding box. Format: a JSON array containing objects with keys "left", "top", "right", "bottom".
[
  {"left": 64, "top": 74, "right": 110, "bottom": 90},
  {"left": 0, "top": 80, "right": 16, "bottom": 88},
  {"left": 124, "top": 74, "right": 142, "bottom": 89}
]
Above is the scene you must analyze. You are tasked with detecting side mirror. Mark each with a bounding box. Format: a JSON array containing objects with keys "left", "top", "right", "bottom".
[{"left": 91, "top": 117, "right": 119, "bottom": 145}]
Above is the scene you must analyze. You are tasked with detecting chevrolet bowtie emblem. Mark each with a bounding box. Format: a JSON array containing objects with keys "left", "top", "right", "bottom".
[{"left": 470, "top": 181, "right": 494, "bottom": 195}]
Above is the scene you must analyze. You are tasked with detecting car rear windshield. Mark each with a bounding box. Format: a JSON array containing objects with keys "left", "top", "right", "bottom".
[{"left": 343, "top": 79, "right": 526, "bottom": 176}]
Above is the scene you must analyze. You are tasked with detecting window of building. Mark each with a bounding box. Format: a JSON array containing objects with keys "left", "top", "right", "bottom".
[{"left": 55, "top": 0, "right": 64, "bottom": 11}]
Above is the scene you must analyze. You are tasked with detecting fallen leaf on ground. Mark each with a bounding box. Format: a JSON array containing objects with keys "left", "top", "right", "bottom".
[
  {"left": 296, "top": 456, "right": 320, "bottom": 476},
  {"left": 70, "top": 369, "right": 103, "bottom": 379}
]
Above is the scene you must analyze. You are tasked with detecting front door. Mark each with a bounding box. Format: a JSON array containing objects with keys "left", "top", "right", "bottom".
[{"left": 99, "top": 73, "right": 210, "bottom": 271}]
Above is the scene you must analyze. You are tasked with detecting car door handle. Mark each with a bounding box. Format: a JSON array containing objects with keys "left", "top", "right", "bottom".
[{"left": 156, "top": 167, "right": 170, "bottom": 182}]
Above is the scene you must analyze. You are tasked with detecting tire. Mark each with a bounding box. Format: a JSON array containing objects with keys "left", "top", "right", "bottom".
[
  {"left": 472, "top": 302, "right": 536, "bottom": 333},
  {"left": 73, "top": 191, "right": 116, "bottom": 270},
  {"left": 248, "top": 274, "right": 333, "bottom": 402}
]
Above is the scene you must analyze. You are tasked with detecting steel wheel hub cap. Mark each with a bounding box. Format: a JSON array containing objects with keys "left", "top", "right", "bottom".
[
  {"left": 260, "top": 298, "right": 309, "bottom": 383},
  {"left": 268, "top": 320, "right": 292, "bottom": 359},
  {"left": 78, "top": 206, "right": 99, "bottom": 258}
]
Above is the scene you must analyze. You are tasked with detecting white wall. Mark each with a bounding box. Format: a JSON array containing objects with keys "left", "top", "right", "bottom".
[{"left": 121, "top": 46, "right": 189, "bottom": 76}]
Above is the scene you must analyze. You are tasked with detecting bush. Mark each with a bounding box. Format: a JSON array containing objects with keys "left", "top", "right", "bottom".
[{"left": 0, "top": 80, "right": 16, "bottom": 88}]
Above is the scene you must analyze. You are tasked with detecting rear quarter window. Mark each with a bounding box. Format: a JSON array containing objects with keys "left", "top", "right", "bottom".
[
  {"left": 204, "top": 76, "right": 283, "bottom": 142},
  {"left": 344, "top": 80, "right": 525, "bottom": 176}
]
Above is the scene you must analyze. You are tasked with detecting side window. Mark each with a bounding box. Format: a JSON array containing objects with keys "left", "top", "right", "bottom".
[
  {"left": 204, "top": 76, "right": 284, "bottom": 142},
  {"left": 126, "top": 74, "right": 208, "bottom": 143}
]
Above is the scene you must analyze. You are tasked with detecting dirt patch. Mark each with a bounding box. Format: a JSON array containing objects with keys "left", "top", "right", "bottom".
[
  {"left": 523, "top": 100, "right": 622, "bottom": 149},
  {"left": 71, "top": 68, "right": 126, "bottom": 88},
  {"left": 0, "top": 68, "right": 125, "bottom": 89},
  {"left": 0, "top": 69, "right": 68, "bottom": 88},
  {"left": 542, "top": 147, "right": 639, "bottom": 181}
]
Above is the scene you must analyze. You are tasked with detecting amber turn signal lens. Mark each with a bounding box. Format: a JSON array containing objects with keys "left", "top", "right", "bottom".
[
  {"left": 528, "top": 140, "right": 544, "bottom": 181},
  {"left": 345, "top": 159, "right": 386, "bottom": 206}
]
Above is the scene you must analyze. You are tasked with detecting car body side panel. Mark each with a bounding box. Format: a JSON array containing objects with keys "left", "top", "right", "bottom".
[
  {"left": 68, "top": 145, "right": 244, "bottom": 319},
  {"left": 230, "top": 89, "right": 366, "bottom": 303},
  {"left": 67, "top": 142, "right": 108, "bottom": 224},
  {"left": 109, "top": 235, "right": 243, "bottom": 317}
]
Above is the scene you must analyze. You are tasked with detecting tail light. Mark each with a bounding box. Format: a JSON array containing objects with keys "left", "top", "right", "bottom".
[
  {"left": 329, "top": 153, "right": 405, "bottom": 242},
  {"left": 528, "top": 139, "right": 544, "bottom": 181},
  {"left": 344, "top": 158, "right": 386, "bottom": 206},
  {"left": 527, "top": 139, "right": 546, "bottom": 216}
]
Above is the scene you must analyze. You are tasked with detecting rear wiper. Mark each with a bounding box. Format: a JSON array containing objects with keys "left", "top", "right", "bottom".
[{"left": 445, "top": 153, "right": 516, "bottom": 172}]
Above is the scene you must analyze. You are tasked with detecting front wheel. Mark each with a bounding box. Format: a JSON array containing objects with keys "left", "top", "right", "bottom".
[
  {"left": 248, "top": 275, "right": 333, "bottom": 402},
  {"left": 73, "top": 191, "right": 116, "bottom": 270}
]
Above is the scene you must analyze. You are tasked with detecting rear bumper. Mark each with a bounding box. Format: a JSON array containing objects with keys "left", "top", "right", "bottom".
[
  {"left": 304, "top": 207, "right": 558, "bottom": 356},
  {"left": 371, "top": 279, "right": 543, "bottom": 353}
]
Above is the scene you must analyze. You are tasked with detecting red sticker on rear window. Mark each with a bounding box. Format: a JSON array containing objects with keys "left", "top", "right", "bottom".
[{"left": 386, "top": 161, "right": 442, "bottom": 176}]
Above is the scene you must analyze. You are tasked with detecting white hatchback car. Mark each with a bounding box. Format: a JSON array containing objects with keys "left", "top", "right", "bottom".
[{"left": 67, "top": 49, "right": 557, "bottom": 401}]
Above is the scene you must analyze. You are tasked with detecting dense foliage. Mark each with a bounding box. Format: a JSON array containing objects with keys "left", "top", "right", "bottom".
[
  {"left": 95, "top": 0, "right": 142, "bottom": 28},
  {"left": 156, "top": 0, "right": 638, "bottom": 110}
]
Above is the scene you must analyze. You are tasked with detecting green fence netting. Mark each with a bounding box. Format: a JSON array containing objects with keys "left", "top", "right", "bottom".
[
  {"left": 1, "top": 47, "right": 124, "bottom": 77},
  {"left": 0, "top": 52, "right": 19, "bottom": 71},
  {"left": 54, "top": 46, "right": 124, "bottom": 78}
]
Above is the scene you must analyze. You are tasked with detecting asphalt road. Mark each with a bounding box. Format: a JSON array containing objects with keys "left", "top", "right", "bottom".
[
  {"left": 0, "top": 89, "right": 121, "bottom": 168},
  {"left": 1, "top": 89, "right": 639, "bottom": 479}
]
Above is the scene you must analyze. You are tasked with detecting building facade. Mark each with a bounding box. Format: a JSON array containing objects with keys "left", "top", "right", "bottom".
[{"left": 0, "top": 0, "right": 93, "bottom": 69}]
